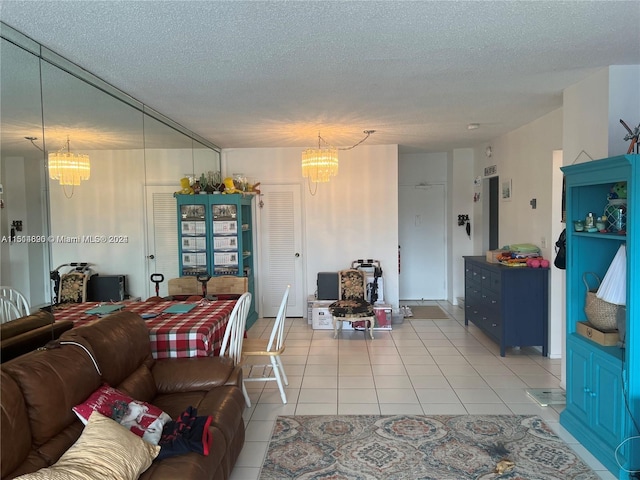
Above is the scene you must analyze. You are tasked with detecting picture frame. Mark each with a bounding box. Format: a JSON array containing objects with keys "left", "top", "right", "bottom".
[{"left": 501, "top": 178, "right": 512, "bottom": 201}]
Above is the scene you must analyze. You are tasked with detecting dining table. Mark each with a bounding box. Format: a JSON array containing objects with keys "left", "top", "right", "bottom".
[{"left": 53, "top": 297, "right": 237, "bottom": 359}]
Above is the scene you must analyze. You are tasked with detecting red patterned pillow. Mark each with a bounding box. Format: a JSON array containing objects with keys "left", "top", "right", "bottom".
[{"left": 73, "top": 384, "right": 171, "bottom": 445}]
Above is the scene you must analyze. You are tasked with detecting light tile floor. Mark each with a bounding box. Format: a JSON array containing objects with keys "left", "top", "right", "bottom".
[{"left": 229, "top": 301, "right": 616, "bottom": 480}]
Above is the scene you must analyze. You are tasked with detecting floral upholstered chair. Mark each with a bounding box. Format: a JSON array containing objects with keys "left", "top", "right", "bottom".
[
  {"left": 329, "top": 269, "right": 375, "bottom": 339},
  {"left": 58, "top": 272, "right": 89, "bottom": 304}
]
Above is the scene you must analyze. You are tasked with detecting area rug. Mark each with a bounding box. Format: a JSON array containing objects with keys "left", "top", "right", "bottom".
[
  {"left": 407, "top": 305, "right": 450, "bottom": 319},
  {"left": 259, "top": 415, "right": 598, "bottom": 479}
]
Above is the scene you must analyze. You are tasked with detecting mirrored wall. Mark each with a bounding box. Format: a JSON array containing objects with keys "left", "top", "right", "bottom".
[{"left": 0, "top": 23, "right": 221, "bottom": 307}]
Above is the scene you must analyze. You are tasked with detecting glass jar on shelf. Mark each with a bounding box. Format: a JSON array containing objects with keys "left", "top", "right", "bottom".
[{"left": 604, "top": 199, "right": 626, "bottom": 232}]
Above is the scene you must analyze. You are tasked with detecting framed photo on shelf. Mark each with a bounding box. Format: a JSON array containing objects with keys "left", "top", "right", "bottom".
[{"left": 213, "top": 204, "right": 237, "bottom": 219}]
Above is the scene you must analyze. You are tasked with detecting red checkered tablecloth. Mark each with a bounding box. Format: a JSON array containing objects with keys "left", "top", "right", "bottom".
[{"left": 53, "top": 299, "right": 236, "bottom": 359}]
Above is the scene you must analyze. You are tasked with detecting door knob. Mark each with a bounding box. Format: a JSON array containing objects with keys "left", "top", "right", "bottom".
[
  {"left": 295, "top": 253, "right": 300, "bottom": 257},
  {"left": 147, "top": 254, "right": 155, "bottom": 259}
]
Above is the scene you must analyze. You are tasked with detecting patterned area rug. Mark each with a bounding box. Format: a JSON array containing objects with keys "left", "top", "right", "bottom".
[
  {"left": 260, "top": 415, "right": 598, "bottom": 479},
  {"left": 407, "top": 305, "right": 450, "bottom": 319}
]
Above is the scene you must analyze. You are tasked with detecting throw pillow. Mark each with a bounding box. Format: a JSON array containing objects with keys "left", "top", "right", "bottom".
[
  {"left": 73, "top": 384, "right": 171, "bottom": 445},
  {"left": 14, "top": 411, "right": 159, "bottom": 480}
]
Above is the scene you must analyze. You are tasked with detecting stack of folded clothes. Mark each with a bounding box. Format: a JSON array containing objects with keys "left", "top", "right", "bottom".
[{"left": 496, "top": 243, "right": 541, "bottom": 266}]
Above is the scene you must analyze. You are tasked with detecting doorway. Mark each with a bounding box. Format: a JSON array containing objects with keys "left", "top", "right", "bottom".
[
  {"left": 398, "top": 183, "right": 446, "bottom": 300},
  {"left": 257, "top": 184, "right": 304, "bottom": 317},
  {"left": 489, "top": 176, "right": 499, "bottom": 250},
  {"left": 144, "top": 186, "right": 179, "bottom": 298}
]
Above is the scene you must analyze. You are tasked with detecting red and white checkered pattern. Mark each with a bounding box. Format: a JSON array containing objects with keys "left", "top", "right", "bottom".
[{"left": 54, "top": 299, "right": 236, "bottom": 359}]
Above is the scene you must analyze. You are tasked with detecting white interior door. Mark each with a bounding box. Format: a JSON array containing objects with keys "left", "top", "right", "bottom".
[
  {"left": 258, "top": 184, "right": 303, "bottom": 317},
  {"left": 144, "top": 186, "right": 179, "bottom": 298},
  {"left": 398, "top": 184, "right": 446, "bottom": 300}
]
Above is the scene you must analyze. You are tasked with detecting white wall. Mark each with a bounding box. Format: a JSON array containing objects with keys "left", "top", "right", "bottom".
[
  {"left": 473, "top": 108, "right": 564, "bottom": 358},
  {"left": 608, "top": 66, "right": 640, "bottom": 156},
  {"left": 0, "top": 155, "right": 49, "bottom": 308},
  {"left": 450, "top": 149, "right": 475, "bottom": 306},
  {"left": 223, "top": 144, "right": 400, "bottom": 310}
]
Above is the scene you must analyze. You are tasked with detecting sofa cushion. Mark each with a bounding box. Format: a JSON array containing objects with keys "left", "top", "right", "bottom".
[
  {"left": 117, "top": 363, "right": 158, "bottom": 403},
  {"left": 1, "top": 371, "right": 33, "bottom": 477},
  {"left": 61, "top": 311, "right": 154, "bottom": 387},
  {"left": 14, "top": 411, "right": 159, "bottom": 480},
  {"left": 2, "top": 344, "right": 102, "bottom": 448},
  {"left": 73, "top": 384, "right": 171, "bottom": 445}
]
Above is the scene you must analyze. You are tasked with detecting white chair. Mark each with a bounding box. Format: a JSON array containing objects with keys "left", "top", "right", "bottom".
[
  {"left": 0, "top": 286, "right": 30, "bottom": 317},
  {"left": 0, "top": 296, "right": 22, "bottom": 324},
  {"left": 219, "top": 292, "right": 252, "bottom": 407},
  {"left": 242, "top": 285, "right": 290, "bottom": 405}
]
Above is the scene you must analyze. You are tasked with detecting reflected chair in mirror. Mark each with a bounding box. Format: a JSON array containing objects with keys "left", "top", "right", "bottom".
[
  {"left": 219, "top": 292, "right": 252, "bottom": 407},
  {"left": 57, "top": 272, "right": 90, "bottom": 304},
  {"left": 0, "top": 297, "right": 22, "bottom": 324},
  {"left": 0, "top": 287, "right": 30, "bottom": 318},
  {"left": 242, "top": 285, "right": 290, "bottom": 406},
  {"left": 329, "top": 269, "right": 375, "bottom": 339}
]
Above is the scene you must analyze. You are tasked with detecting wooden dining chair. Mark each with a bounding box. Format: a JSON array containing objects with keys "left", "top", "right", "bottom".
[
  {"left": 242, "top": 285, "right": 290, "bottom": 405},
  {"left": 218, "top": 292, "right": 252, "bottom": 407}
]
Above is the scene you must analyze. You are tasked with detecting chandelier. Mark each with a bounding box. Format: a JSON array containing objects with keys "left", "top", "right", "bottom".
[
  {"left": 48, "top": 136, "right": 90, "bottom": 186},
  {"left": 301, "top": 134, "right": 338, "bottom": 183},
  {"left": 301, "top": 130, "right": 374, "bottom": 186}
]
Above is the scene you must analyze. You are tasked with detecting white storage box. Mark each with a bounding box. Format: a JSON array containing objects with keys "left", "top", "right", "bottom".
[{"left": 312, "top": 304, "right": 353, "bottom": 331}]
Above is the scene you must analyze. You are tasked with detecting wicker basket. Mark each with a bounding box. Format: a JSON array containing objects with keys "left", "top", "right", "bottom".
[{"left": 583, "top": 272, "right": 619, "bottom": 331}]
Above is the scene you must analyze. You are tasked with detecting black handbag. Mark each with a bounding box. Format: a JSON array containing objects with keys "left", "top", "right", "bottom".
[{"left": 554, "top": 229, "right": 566, "bottom": 270}]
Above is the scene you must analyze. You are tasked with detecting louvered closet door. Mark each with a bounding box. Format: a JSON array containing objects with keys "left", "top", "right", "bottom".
[
  {"left": 258, "top": 184, "right": 303, "bottom": 317},
  {"left": 145, "top": 186, "right": 179, "bottom": 299}
]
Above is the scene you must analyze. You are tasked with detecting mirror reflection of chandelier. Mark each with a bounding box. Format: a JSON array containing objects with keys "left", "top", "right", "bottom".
[{"left": 48, "top": 135, "right": 90, "bottom": 186}]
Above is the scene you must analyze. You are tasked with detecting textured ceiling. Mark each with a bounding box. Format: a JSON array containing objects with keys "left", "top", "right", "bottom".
[{"left": 1, "top": 1, "right": 639, "bottom": 154}]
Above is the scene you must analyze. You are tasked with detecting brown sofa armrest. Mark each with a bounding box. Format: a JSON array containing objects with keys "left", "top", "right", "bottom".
[
  {"left": 0, "top": 311, "right": 54, "bottom": 340},
  {"left": 1, "top": 321, "right": 73, "bottom": 363},
  {"left": 152, "top": 357, "right": 243, "bottom": 394}
]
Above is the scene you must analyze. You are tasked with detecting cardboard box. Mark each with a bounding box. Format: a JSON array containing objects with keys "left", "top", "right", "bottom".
[
  {"left": 486, "top": 250, "right": 504, "bottom": 263},
  {"left": 576, "top": 321, "right": 619, "bottom": 346}
]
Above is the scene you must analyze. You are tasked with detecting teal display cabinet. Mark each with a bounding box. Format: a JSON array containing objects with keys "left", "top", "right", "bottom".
[
  {"left": 559, "top": 154, "right": 639, "bottom": 478},
  {"left": 176, "top": 194, "right": 257, "bottom": 327}
]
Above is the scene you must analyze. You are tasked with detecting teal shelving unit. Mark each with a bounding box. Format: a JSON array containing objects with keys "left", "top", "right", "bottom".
[
  {"left": 559, "top": 154, "right": 639, "bottom": 478},
  {"left": 176, "top": 194, "right": 257, "bottom": 328}
]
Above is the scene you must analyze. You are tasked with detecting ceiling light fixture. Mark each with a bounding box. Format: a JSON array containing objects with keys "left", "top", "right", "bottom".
[
  {"left": 301, "top": 130, "right": 375, "bottom": 194},
  {"left": 48, "top": 135, "right": 90, "bottom": 197},
  {"left": 467, "top": 123, "right": 480, "bottom": 130}
]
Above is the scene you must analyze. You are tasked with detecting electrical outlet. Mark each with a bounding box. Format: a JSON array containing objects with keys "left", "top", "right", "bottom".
[{"left": 540, "top": 237, "right": 547, "bottom": 248}]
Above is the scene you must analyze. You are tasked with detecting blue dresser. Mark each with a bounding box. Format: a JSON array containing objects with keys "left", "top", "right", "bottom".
[{"left": 463, "top": 256, "right": 549, "bottom": 357}]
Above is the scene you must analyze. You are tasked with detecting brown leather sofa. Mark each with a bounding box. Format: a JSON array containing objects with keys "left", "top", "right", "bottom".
[
  {"left": 1, "top": 311, "right": 245, "bottom": 479},
  {"left": 0, "top": 310, "right": 73, "bottom": 363}
]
